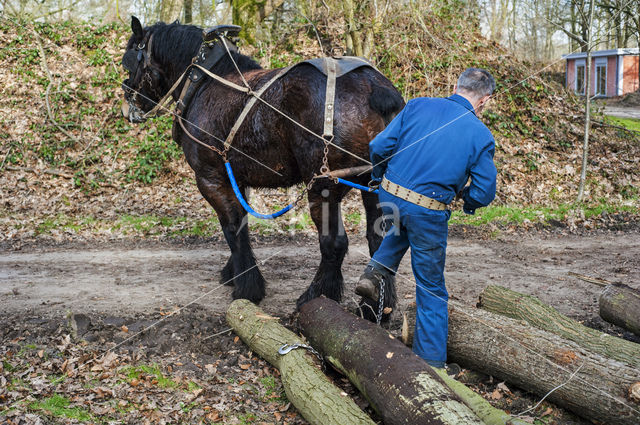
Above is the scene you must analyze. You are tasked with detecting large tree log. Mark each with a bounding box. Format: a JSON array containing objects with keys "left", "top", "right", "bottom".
[
  {"left": 599, "top": 283, "right": 640, "bottom": 337},
  {"left": 404, "top": 302, "right": 640, "bottom": 424},
  {"left": 430, "top": 368, "right": 530, "bottom": 425},
  {"left": 478, "top": 285, "right": 640, "bottom": 369},
  {"left": 226, "top": 299, "right": 375, "bottom": 425},
  {"left": 299, "top": 297, "right": 485, "bottom": 425}
]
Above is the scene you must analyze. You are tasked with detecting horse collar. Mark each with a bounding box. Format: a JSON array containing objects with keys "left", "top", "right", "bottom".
[{"left": 175, "top": 38, "right": 235, "bottom": 116}]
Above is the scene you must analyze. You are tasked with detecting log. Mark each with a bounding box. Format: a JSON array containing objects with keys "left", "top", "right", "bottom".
[
  {"left": 403, "top": 302, "right": 640, "bottom": 424},
  {"left": 431, "top": 368, "right": 530, "bottom": 425},
  {"left": 298, "top": 297, "right": 485, "bottom": 425},
  {"left": 478, "top": 285, "right": 640, "bottom": 369},
  {"left": 226, "top": 299, "right": 375, "bottom": 425},
  {"left": 599, "top": 283, "right": 640, "bottom": 337}
]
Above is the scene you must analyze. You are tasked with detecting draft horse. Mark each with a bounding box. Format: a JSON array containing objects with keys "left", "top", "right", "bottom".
[{"left": 120, "top": 16, "right": 404, "bottom": 317}]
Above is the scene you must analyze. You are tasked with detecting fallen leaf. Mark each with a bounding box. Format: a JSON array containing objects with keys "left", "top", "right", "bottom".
[
  {"left": 130, "top": 378, "right": 140, "bottom": 387},
  {"left": 383, "top": 307, "right": 393, "bottom": 314},
  {"left": 541, "top": 407, "right": 553, "bottom": 417},
  {"left": 497, "top": 382, "right": 512, "bottom": 395},
  {"left": 279, "top": 402, "right": 291, "bottom": 412},
  {"left": 234, "top": 336, "right": 239, "bottom": 343},
  {"left": 239, "top": 364, "right": 250, "bottom": 370},
  {"left": 121, "top": 325, "right": 129, "bottom": 333},
  {"left": 386, "top": 352, "right": 394, "bottom": 359},
  {"left": 490, "top": 389, "right": 503, "bottom": 400},
  {"left": 37, "top": 350, "right": 44, "bottom": 358}
]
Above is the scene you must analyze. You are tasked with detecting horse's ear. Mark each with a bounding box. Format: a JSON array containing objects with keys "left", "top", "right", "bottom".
[{"left": 131, "top": 16, "right": 144, "bottom": 40}]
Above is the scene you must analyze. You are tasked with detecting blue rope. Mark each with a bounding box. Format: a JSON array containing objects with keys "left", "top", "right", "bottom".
[
  {"left": 225, "top": 162, "right": 377, "bottom": 220},
  {"left": 336, "top": 178, "right": 379, "bottom": 194},
  {"left": 225, "top": 162, "right": 294, "bottom": 219}
]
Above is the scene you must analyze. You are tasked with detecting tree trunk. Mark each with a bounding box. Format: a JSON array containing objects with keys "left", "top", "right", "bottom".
[
  {"left": 403, "top": 303, "right": 640, "bottom": 424},
  {"left": 478, "top": 285, "right": 640, "bottom": 369},
  {"left": 183, "top": 0, "right": 192, "bottom": 23},
  {"left": 231, "top": 0, "right": 285, "bottom": 43},
  {"left": 431, "top": 368, "right": 531, "bottom": 425},
  {"left": 577, "top": 0, "right": 595, "bottom": 202},
  {"left": 299, "top": 297, "right": 484, "bottom": 425},
  {"left": 226, "top": 299, "right": 375, "bottom": 425},
  {"left": 600, "top": 283, "right": 640, "bottom": 336}
]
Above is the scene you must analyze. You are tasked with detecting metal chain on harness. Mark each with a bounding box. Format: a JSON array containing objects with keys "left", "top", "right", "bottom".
[
  {"left": 278, "top": 343, "right": 324, "bottom": 370},
  {"left": 376, "top": 218, "right": 389, "bottom": 325}
]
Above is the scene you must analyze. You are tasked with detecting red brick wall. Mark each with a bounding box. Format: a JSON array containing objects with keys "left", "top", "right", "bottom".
[{"left": 623, "top": 55, "right": 639, "bottom": 94}]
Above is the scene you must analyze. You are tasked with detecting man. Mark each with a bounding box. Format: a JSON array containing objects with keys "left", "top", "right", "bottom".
[{"left": 356, "top": 68, "right": 497, "bottom": 368}]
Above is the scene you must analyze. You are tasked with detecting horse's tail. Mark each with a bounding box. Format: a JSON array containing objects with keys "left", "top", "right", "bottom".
[{"left": 369, "top": 83, "right": 405, "bottom": 125}]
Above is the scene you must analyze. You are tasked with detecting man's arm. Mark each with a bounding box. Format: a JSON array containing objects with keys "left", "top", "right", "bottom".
[
  {"left": 369, "top": 103, "right": 408, "bottom": 182},
  {"left": 461, "top": 139, "right": 497, "bottom": 215}
]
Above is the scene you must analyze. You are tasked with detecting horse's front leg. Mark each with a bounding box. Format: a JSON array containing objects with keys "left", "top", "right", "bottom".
[
  {"left": 296, "top": 184, "right": 350, "bottom": 309},
  {"left": 196, "top": 175, "right": 266, "bottom": 303}
]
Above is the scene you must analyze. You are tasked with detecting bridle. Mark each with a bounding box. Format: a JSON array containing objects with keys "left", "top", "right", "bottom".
[{"left": 122, "top": 35, "right": 158, "bottom": 122}]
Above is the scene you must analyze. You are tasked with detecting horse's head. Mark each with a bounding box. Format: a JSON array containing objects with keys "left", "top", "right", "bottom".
[{"left": 120, "top": 16, "right": 168, "bottom": 123}]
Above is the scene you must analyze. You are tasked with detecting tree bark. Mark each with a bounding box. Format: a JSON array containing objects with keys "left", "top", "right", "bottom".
[
  {"left": 431, "top": 368, "right": 530, "bottom": 425},
  {"left": 478, "top": 285, "right": 640, "bottom": 369},
  {"left": 403, "top": 303, "right": 640, "bottom": 424},
  {"left": 577, "top": 0, "right": 594, "bottom": 202},
  {"left": 226, "top": 299, "right": 375, "bottom": 425},
  {"left": 299, "top": 297, "right": 484, "bottom": 425},
  {"left": 599, "top": 283, "right": 640, "bottom": 336},
  {"left": 231, "top": 0, "right": 285, "bottom": 43}
]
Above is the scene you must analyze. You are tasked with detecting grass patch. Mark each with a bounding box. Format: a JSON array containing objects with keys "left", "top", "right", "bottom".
[
  {"left": 120, "top": 364, "right": 178, "bottom": 389},
  {"left": 260, "top": 375, "right": 287, "bottom": 402},
  {"left": 29, "top": 394, "right": 93, "bottom": 422},
  {"left": 606, "top": 116, "right": 640, "bottom": 133},
  {"left": 450, "top": 201, "right": 639, "bottom": 227},
  {"left": 27, "top": 213, "right": 222, "bottom": 237}
]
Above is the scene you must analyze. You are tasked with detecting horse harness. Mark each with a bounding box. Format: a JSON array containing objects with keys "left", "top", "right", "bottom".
[{"left": 129, "top": 25, "right": 376, "bottom": 167}]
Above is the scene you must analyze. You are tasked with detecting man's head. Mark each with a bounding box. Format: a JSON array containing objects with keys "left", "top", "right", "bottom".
[{"left": 454, "top": 68, "right": 495, "bottom": 114}]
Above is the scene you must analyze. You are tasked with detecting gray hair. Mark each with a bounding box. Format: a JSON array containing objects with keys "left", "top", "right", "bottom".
[{"left": 457, "top": 68, "right": 496, "bottom": 98}]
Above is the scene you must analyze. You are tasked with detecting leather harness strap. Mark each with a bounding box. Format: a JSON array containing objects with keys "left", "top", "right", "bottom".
[
  {"left": 381, "top": 177, "right": 448, "bottom": 211},
  {"left": 323, "top": 57, "right": 337, "bottom": 139},
  {"left": 224, "top": 65, "right": 294, "bottom": 151}
]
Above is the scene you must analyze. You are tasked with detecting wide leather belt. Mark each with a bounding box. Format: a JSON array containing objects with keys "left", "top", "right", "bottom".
[{"left": 381, "top": 177, "right": 448, "bottom": 211}]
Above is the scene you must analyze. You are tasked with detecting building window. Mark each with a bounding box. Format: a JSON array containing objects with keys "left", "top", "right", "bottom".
[
  {"left": 595, "top": 59, "right": 607, "bottom": 96},
  {"left": 575, "top": 60, "right": 585, "bottom": 95}
]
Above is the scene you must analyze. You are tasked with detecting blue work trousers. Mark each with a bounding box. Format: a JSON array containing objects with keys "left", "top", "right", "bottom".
[{"left": 370, "top": 189, "right": 450, "bottom": 367}]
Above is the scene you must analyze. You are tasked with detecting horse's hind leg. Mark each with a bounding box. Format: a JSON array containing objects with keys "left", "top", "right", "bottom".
[
  {"left": 196, "top": 176, "right": 266, "bottom": 303},
  {"left": 296, "top": 184, "right": 350, "bottom": 309},
  {"left": 361, "top": 190, "right": 385, "bottom": 256}
]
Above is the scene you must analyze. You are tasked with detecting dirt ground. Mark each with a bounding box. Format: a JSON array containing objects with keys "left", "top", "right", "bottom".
[
  {"left": 1, "top": 227, "right": 640, "bottom": 424},
  {"left": 2, "top": 229, "right": 639, "bottom": 321}
]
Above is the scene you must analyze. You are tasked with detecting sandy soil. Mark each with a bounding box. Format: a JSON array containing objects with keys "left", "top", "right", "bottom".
[{"left": 2, "top": 230, "right": 639, "bottom": 328}]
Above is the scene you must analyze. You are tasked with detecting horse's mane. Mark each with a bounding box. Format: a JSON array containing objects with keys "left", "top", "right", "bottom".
[{"left": 127, "top": 21, "right": 262, "bottom": 77}]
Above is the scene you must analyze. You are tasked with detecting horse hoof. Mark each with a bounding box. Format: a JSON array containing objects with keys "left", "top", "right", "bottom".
[{"left": 295, "top": 288, "right": 318, "bottom": 311}]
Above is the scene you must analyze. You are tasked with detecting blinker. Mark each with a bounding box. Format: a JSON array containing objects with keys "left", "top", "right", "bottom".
[{"left": 122, "top": 49, "right": 138, "bottom": 72}]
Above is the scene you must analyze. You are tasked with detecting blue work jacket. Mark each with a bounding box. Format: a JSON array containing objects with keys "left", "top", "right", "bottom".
[{"left": 369, "top": 94, "right": 497, "bottom": 214}]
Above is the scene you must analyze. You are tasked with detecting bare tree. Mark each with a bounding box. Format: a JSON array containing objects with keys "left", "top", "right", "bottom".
[{"left": 577, "top": 0, "right": 595, "bottom": 202}]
